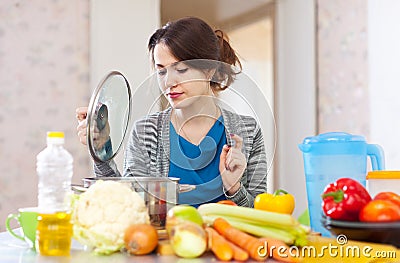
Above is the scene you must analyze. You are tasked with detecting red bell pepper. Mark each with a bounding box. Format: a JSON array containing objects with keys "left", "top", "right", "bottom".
[{"left": 321, "top": 178, "right": 372, "bottom": 221}]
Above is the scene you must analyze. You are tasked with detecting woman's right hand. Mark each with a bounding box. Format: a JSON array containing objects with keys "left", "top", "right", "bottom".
[{"left": 76, "top": 107, "right": 88, "bottom": 145}]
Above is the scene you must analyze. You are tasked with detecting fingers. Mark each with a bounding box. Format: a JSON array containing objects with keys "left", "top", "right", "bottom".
[
  {"left": 76, "top": 107, "right": 88, "bottom": 121},
  {"left": 224, "top": 144, "right": 246, "bottom": 172},
  {"left": 77, "top": 119, "right": 87, "bottom": 132},
  {"left": 220, "top": 134, "right": 245, "bottom": 174},
  {"left": 225, "top": 153, "right": 245, "bottom": 171},
  {"left": 77, "top": 128, "right": 87, "bottom": 145},
  {"left": 76, "top": 106, "right": 88, "bottom": 115},
  {"left": 76, "top": 106, "right": 88, "bottom": 146},
  {"left": 230, "top": 133, "right": 243, "bottom": 150},
  {"left": 77, "top": 119, "right": 87, "bottom": 145},
  {"left": 219, "top": 145, "right": 230, "bottom": 171},
  {"left": 226, "top": 158, "right": 243, "bottom": 171}
]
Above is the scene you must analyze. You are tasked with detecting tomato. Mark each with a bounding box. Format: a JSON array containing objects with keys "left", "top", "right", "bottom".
[
  {"left": 373, "top": 192, "right": 400, "bottom": 207},
  {"left": 124, "top": 224, "right": 158, "bottom": 255},
  {"left": 217, "top": 200, "right": 237, "bottom": 206},
  {"left": 254, "top": 189, "right": 295, "bottom": 215},
  {"left": 359, "top": 200, "right": 400, "bottom": 222}
]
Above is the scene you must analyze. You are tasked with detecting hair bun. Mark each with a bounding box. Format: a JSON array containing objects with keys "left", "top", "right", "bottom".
[{"left": 214, "top": 29, "right": 240, "bottom": 66}]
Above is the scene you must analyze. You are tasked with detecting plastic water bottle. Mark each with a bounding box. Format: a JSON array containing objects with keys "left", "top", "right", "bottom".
[
  {"left": 36, "top": 131, "right": 73, "bottom": 256},
  {"left": 37, "top": 131, "right": 73, "bottom": 210}
]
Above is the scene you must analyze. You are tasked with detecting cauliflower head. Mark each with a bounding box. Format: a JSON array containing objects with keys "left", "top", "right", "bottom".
[{"left": 72, "top": 180, "right": 149, "bottom": 254}]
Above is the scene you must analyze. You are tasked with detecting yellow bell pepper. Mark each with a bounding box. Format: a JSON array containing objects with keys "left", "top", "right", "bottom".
[{"left": 254, "top": 189, "right": 295, "bottom": 215}]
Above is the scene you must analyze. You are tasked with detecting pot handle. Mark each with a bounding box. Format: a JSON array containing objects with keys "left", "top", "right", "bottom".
[{"left": 179, "top": 184, "right": 196, "bottom": 193}]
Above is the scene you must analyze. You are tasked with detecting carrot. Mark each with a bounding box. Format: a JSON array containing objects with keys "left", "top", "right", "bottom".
[
  {"left": 205, "top": 226, "right": 233, "bottom": 261},
  {"left": 259, "top": 237, "right": 302, "bottom": 262},
  {"left": 213, "top": 217, "right": 266, "bottom": 261},
  {"left": 225, "top": 238, "right": 249, "bottom": 261}
]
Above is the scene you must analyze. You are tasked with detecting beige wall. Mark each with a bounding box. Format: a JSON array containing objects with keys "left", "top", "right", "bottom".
[
  {"left": 317, "top": 0, "right": 369, "bottom": 135},
  {"left": 275, "top": 0, "right": 316, "bottom": 217},
  {"left": 227, "top": 17, "right": 275, "bottom": 193},
  {"left": 0, "top": 1, "right": 91, "bottom": 231},
  {"left": 90, "top": 0, "right": 160, "bottom": 171},
  {"left": 368, "top": 0, "right": 400, "bottom": 170},
  {"left": 0, "top": 0, "right": 161, "bottom": 231}
]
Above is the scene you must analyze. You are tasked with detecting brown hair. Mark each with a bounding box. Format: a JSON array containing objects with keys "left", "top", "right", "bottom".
[{"left": 148, "top": 16, "right": 242, "bottom": 91}]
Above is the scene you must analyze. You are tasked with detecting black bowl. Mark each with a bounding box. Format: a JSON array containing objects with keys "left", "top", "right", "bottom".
[{"left": 321, "top": 216, "right": 400, "bottom": 248}]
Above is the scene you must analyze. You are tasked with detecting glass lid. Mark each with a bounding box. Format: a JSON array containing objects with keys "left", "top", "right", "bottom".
[{"left": 87, "top": 71, "right": 131, "bottom": 162}]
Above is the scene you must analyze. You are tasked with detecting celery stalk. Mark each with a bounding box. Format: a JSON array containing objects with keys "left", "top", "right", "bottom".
[
  {"left": 203, "top": 215, "right": 295, "bottom": 244},
  {"left": 198, "top": 203, "right": 299, "bottom": 227},
  {"left": 199, "top": 204, "right": 310, "bottom": 247}
]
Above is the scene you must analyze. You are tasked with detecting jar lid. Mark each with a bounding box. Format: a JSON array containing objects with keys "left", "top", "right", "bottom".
[{"left": 367, "top": 171, "right": 400, "bottom": 179}]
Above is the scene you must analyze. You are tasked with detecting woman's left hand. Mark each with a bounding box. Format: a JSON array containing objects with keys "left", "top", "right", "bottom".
[{"left": 219, "top": 134, "right": 247, "bottom": 195}]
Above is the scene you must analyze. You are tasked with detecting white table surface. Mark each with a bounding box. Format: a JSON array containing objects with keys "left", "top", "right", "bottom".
[{"left": 0, "top": 229, "right": 211, "bottom": 263}]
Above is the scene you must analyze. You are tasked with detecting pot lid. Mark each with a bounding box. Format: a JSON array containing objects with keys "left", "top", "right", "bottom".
[{"left": 87, "top": 71, "right": 132, "bottom": 162}]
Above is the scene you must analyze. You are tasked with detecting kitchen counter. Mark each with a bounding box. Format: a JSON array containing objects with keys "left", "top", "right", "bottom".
[
  {"left": 0, "top": 229, "right": 233, "bottom": 263},
  {"left": 1, "top": 229, "right": 399, "bottom": 263}
]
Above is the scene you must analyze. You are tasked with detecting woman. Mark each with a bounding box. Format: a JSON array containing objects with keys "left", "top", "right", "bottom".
[{"left": 77, "top": 17, "right": 268, "bottom": 207}]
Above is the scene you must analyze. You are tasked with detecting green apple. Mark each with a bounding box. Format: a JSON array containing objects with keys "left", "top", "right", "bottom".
[{"left": 166, "top": 205, "right": 204, "bottom": 229}]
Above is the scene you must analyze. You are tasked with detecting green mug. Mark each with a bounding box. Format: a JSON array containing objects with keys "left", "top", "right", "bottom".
[{"left": 5, "top": 207, "right": 38, "bottom": 248}]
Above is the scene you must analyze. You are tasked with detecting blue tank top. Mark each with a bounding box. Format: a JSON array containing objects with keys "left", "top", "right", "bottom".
[{"left": 169, "top": 116, "right": 226, "bottom": 207}]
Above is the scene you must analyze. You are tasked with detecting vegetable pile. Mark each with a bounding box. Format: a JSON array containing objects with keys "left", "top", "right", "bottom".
[
  {"left": 198, "top": 203, "right": 309, "bottom": 247},
  {"left": 70, "top": 184, "right": 309, "bottom": 262},
  {"left": 165, "top": 202, "right": 308, "bottom": 262},
  {"left": 72, "top": 180, "right": 150, "bottom": 255},
  {"left": 322, "top": 178, "right": 400, "bottom": 222}
]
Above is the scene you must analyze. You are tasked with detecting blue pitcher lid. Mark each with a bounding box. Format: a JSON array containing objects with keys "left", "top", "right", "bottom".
[{"left": 302, "top": 132, "right": 366, "bottom": 144}]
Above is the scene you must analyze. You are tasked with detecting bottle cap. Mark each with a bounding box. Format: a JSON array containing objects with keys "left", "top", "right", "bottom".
[
  {"left": 47, "top": 131, "right": 65, "bottom": 138},
  {"left": 46, "top": 131, "right": 65, "bottom": 145}
]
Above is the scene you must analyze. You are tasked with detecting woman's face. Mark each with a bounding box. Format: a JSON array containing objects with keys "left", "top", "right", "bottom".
[{"left": 153, "top": 43, "right": 213, "bottom": 109}]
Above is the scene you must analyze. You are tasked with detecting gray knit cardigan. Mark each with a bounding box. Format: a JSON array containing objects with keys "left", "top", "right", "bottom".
[{"left": 94, "top": 107, "right": 268, "bottom": 207}]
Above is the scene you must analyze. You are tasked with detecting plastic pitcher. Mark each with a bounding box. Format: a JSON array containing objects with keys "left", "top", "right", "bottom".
[{"left": 298, "top": 132, "right": 385, "bottom": 236}]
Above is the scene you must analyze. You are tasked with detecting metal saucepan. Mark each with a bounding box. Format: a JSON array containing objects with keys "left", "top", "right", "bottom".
[{"left": 81, "top": 176, "right": 195, "bottom": 228}]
